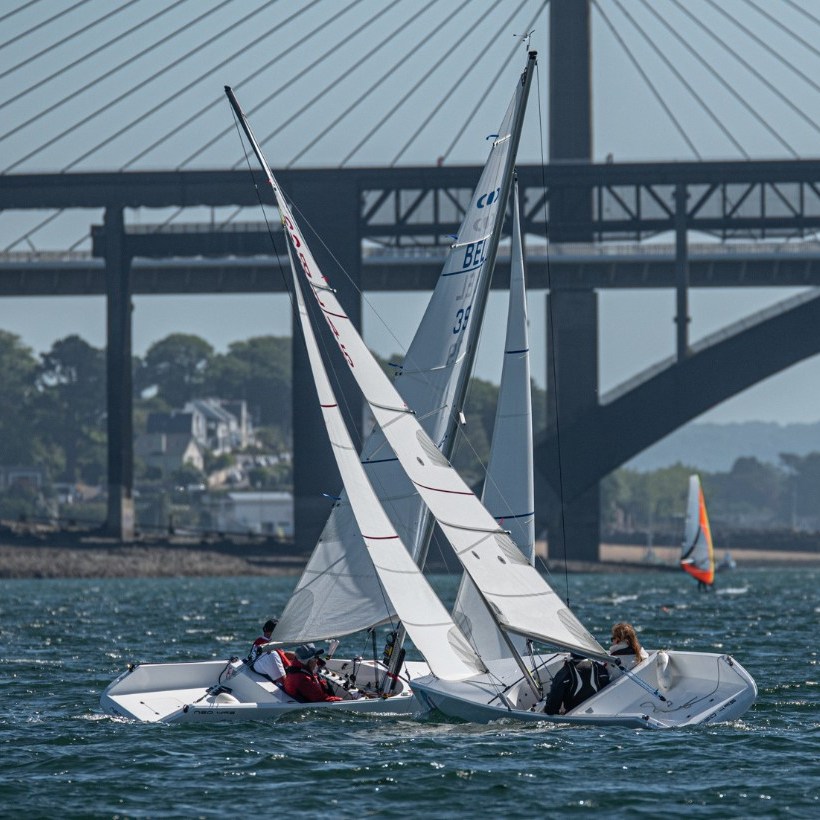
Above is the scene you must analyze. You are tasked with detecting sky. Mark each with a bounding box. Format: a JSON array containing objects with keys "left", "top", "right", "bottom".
[{"left": 1, "top": 1, "right": 820, "bottom": 425}]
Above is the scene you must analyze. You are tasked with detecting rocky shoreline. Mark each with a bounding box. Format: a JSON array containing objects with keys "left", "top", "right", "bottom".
[{"left": 1, "top": 535, "right": 817, "bottom": 579}]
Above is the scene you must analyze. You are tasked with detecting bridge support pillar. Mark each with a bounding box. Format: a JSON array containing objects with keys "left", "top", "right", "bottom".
[
  {"left": 103, "top": 205, "right": 135, "bottom": 542},
  {"left": 545, "top": 289, "right": 600, "bottom": 563},
  {"left": 291, "top": 177, "right": 362, "bottom": 551},
  {"left": 675, "top": 183, "right": 690, "bottom": 360}
]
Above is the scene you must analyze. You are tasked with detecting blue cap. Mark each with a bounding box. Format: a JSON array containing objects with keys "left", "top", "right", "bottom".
[{"left": 294, "top": 643, "right": 324, "bottom": 663}]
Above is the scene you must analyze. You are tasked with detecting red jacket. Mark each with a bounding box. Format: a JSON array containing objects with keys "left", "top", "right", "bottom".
[{"left": 283, "top": 662, "right": 341, "bottom": 703}]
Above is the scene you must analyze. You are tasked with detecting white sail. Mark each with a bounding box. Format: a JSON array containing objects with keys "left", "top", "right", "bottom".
[
  {"left": 681, "top": 474, "right": 715, "bottom": 586},
  {"left": 271, "top": 60, "right": 533, "bottom": 641},
  {"left": 258, "top": 111, "right": 605, "bottom": 662},
  {"left": 452, "top": 180, "right": 535, "bottom": 662},
  {"left": 286, "top": 249, "right": 483, "bottom": 680}
]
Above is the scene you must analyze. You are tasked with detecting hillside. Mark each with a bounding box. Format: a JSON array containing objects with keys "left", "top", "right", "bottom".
[{"left": 626, "top": 421, "right": 820, "bottom": 472}]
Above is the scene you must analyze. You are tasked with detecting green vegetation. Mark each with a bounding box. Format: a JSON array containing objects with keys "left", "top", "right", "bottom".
[{"left": 1, "top": 328, "right": 820, "bottom": 542}]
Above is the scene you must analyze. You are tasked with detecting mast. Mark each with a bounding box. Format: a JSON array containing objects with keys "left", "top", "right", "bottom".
[{"left": 385, "top": 52, "right": 538, "bottom": 682}]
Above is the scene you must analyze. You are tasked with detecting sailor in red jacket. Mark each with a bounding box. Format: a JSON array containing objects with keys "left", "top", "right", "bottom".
[{"left": 283, "top": 644, "right": 342, "bottom": 703}]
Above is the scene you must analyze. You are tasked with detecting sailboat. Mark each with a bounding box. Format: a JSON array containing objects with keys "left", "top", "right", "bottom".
[
  {"left": 232, "top": 58, "right": 755, "bottom": 726},
  {"left": 680, "top": 474, "right": 716, "bottom": 589},
  {"left": 100, "top": 52, "right": 536, "bottom": 723}
]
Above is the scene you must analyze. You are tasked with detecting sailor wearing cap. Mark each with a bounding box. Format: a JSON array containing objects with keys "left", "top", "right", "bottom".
[{"left": 283, "top": 643, "right": 343, "bottom": 703}]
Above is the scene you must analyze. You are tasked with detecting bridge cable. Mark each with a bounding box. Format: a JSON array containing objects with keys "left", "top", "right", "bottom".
[
  {"left": 390, "top": 0, "right": 546, "bottom": 167},
  {"left": 123, "top": 0, "right": 327, "bottom": 169},
  {"left": 263, "top": 0, "right": 449, "bottom": 170},
  {"left": 176, "top": 0, "right": 369, "bottom": 169},
  {"left": 660, "top": 0, "right": 799, "bottom": 157},
  {"left": 0, "top": 0, "right": 141, "bottom": 85},
  {"left": 0, "top": 0, "right": 190, "bottom": 117},
  {"left": 314, "top": 0, "right": 492, "bottom": 167},
  {"left": 64, "top": 0, "right": 282, "bottom": 173},
  {"left": 0, "top": 0, "right": 46, "bottom": 28},
  {"left": 744, "top": 0, "right": 820, "bottom": 65},
  {"left": 2, "top": 0, "right": 246, "bottom": 172},
  {"left": 147, "top": 0, "right": 376, "bottom": 234},
  {"left": 697, "top": 0, "right": 820, "bottom": 137},
  {"left": 592, "top": 0, "right": 702, "bottom": 158},
  {"left": 0, "top": 0, "right": 92, "bottom": 52},
  {"left": 781, "top": 0, "right": 820, "bottom": 29},
  {"left": 210, "top": 0, "right": 440, "bottom": 229},
  {"left": 334, "top": 0, "right": 478, "bottom": 168},
  {"left": 74, "top": 0, "right": 307, "bottom": 174}
]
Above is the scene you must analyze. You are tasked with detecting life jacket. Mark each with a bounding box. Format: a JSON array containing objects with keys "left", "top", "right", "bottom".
[
  {"left": 249, "top": 647, "right": 290, "bottom": 684},
  {"left": 565, "top": 659, "right": 610, "bottom": 710}
]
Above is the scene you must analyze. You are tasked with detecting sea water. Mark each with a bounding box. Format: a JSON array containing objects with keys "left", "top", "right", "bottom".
[{"left": 0, "top": 567, "right": 817, "bottom": 818}]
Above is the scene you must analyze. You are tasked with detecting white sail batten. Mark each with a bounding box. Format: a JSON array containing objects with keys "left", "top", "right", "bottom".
[
  {"left": 452, "top": 181, "right": 535, "bottom": 662},
  {"left": 286, "top": 256, "right": 482, "bottom": 679}
]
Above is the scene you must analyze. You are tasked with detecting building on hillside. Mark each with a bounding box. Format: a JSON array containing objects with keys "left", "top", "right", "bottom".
[
  {"left": 202, "top": 491, "right": 293, "bottom": 537},
  {"left": 0, "top": 465, "right": 44, "bottom": 490},
  {"left": 134, "top": 432, "right": 204, "bottom": 477},
  {"left": 145, "top": 400, "right": 253, "bottom": 458}
]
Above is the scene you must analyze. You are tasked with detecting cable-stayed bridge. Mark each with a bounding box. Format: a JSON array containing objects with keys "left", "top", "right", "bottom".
[{"left": 1, "top": 1, "right": 820, "bottom": 557}]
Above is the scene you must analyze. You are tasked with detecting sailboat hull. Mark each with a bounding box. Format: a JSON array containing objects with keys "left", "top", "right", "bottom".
[
  {"left": 101, "top": 657, "right": 430, "bottom": 724},
  {"left": 411, "top": 650, "right": 757, "bottom": 729}
]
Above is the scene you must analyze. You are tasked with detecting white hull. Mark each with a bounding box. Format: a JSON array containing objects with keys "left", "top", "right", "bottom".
[
  {"left": 101, "top": 657, "right": 431, "bottom": 723},
  {"left": 411, "top": 650, "right": 757, "bottom": 729}
]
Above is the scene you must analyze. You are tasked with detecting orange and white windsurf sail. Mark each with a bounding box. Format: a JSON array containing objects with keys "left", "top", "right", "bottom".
[{"left": 680, "top": 474, "right": 715, "bottom": 586}]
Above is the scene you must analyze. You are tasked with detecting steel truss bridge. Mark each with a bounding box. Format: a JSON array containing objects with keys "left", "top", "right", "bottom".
[{"left": 2, "top": 159, "right": 820, "bottom": 555}]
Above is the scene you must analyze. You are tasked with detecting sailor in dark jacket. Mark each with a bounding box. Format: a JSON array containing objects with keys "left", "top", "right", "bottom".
[{"left": 544, "top": 654, "right": 610, "bottom": 715}]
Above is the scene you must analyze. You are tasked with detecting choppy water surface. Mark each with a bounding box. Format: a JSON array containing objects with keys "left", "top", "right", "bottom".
[{"left": 0, "top": 568, "right": 817, "bottom": 818}]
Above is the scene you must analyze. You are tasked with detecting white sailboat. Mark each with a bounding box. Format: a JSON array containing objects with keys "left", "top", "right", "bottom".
[
  {"left": 681, "top": 474, "right": 716, "bottom": 589},
  {"left": 100, "top": 52, "right": 535, "bottom": 723},
  {"left": 255, "top": 64, "right": 755, "bottom": 726}
]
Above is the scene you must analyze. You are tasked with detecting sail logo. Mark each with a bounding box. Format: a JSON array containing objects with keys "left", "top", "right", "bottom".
[{"left": 476, "top": 187, "right": 500, "bottom": 208}]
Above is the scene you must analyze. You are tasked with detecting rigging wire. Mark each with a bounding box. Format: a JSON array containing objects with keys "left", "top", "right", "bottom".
[
  {"left": 532, "top": 59, "right": 572, "bottom": 608},
  {"left": 3, "top": 0, "right": 249, "bottom": 173},
  {"left": 592, "top": 0, "right": 702, "bottom": 159},
  {"left": 643, "top": 0, "right": 798, "bottom": 157},
  {"left": 0, "top": 0, "right": 191, "bottom": 119},
  {"left": 0, "top": 0, "right": 142, "bottom": 84},
  {"left": 0, "top": 0, "right": 92, "bottom": 52},
  {"left": 389, "top": 0, "right": 544, "bottom": 166}
]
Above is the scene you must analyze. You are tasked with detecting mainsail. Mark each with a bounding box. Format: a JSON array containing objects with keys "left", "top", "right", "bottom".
[
  {"left": 680, "top": 474, "right": 715, "bottom": 586},
  {"left": 451, "top": 179, "right": 535, "bottom": 662},
  {"left": 234, "top": 54, "right": 537, "bottom": 643},
  {"left": 228, "top": 57, "right": 605, "bottom": 661}
]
